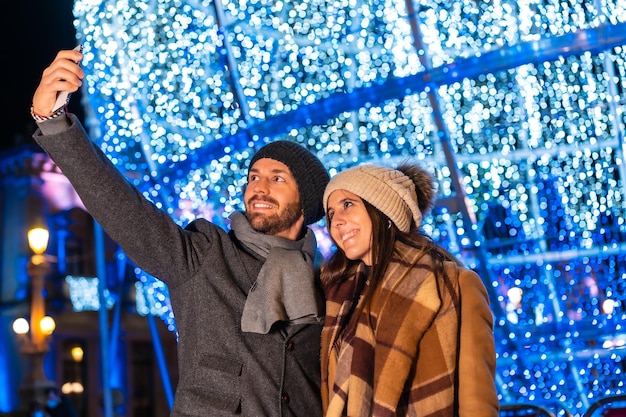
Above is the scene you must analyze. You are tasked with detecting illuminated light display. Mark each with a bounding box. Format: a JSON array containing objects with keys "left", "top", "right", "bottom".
[
  {"left": 65, "top": 276, "right": 115, "bottom": 311},
  {"left": 71, "top": 0, "right": 626, "bottom": 414}
]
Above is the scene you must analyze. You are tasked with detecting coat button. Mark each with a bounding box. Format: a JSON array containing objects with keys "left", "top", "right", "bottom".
[{"left": 281, "top": 392, "right": 290, "bottom": 404}]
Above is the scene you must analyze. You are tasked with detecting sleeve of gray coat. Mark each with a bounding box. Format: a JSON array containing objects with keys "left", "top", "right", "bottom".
[
  {"left": 457, "top": 269, "right": 500, "bottom": 417},
  {"left": 32, "top": 114, "right": 209, "bottom": 284}
]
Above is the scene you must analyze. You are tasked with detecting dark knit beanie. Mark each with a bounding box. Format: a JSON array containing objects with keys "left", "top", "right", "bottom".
[{"left": 250, "top": 140, "right": 330, "bottom": 225}]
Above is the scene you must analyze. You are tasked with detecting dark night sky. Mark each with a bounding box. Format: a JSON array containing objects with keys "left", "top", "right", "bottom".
[{"left": 3, "top": 0, "right": 84, "bottom": 153}]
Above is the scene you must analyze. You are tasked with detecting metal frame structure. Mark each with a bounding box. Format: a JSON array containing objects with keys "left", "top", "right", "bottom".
[{"left": 72, "top": 0, "right": 626, "bottom": 415}]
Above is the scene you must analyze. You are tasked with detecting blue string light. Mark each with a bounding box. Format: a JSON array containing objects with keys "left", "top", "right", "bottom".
[{"left": 72, "top": 0, "right": 626, "bottom": 414}]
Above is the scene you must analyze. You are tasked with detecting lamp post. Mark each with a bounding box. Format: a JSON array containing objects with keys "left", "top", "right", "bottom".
[{"left": 12, "top": 226, "right": 57, "bottom": 408}]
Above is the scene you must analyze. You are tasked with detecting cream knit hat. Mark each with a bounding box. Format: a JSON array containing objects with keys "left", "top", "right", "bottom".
[{"left": 323, "top": 164, "right": 423, "bottom": 233}]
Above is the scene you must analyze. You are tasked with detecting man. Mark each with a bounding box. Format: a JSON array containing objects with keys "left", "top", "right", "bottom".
[{"left": 31, "top": 48, "right": 330, "bottom": 416}]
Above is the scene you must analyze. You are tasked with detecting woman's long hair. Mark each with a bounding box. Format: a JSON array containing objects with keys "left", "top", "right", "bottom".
[
  {"left": 321, "top": 161, "right": 462, "bottom": 323},
  {"left": 322, "top": 201, "right": 461, "bottom": 317}
]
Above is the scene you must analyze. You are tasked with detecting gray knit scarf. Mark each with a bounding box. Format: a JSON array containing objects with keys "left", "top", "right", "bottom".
[{"left": 230, "top": 212, "right": 324, "bottom": 334}]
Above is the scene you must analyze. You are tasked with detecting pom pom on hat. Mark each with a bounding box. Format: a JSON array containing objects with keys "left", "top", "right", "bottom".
[
  {"left": 250, "top": 141, "right": 330, "bottom": 225},
  {"left": 323, "top": 163, "right": 435, "bottom": 233}
]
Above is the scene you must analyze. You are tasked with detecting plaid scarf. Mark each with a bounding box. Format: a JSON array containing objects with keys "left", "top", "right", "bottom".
[{"left": 321, "top": 242, "right": 461, "bottom": 417}]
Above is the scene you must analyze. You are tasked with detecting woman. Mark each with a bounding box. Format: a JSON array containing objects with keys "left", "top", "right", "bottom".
[{"left": 321, "top": 162, "right": 499, "bottom": 417}]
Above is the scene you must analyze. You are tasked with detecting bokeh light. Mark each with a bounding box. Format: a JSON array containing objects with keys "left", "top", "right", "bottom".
[{"left": 72, "top": 0, "right": 626, "bottom": 414}]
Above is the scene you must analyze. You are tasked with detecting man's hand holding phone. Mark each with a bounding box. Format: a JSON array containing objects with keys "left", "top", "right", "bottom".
[
  {"left": 31, "top": 45, "right": 84, "bottom": 122},
  {"left": 52, "top": 45, "right": 84, "bottom": 112}
]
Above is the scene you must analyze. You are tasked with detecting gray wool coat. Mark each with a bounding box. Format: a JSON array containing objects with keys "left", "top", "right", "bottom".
[{"left": 34, "top": 114, "right": 324, "bottom": 417}]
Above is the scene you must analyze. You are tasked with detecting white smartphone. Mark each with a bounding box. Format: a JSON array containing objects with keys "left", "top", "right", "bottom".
[{"left": 52, "top": 45, "right": 84, "bottom": 112}]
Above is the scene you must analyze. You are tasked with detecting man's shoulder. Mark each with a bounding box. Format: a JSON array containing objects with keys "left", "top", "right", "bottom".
[
  {"left": 184, "top": 217, "right": 249, "bottom": 254},
  {"left": 184, "top": 217, "right": 229, "bottom": 235}
]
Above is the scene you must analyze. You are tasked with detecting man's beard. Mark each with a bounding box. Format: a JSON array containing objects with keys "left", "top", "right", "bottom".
[{"left": 247, "top": 199, "right": 303, "bottom": 236}]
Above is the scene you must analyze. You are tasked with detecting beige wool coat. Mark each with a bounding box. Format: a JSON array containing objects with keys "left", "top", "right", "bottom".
[{"left": 321, "top": 242, "right": 499, "bottom": 417}]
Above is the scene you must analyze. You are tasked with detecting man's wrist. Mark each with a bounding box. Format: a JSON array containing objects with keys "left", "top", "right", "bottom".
[{"left": 30, "top": 105, "right": 67, "bottom": 123}]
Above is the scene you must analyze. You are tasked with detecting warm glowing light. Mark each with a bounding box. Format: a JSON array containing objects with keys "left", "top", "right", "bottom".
[
  {"left": 40, "top": 316, "right": 56, "bottom": 335},
  {"left": 507, "top": 287, "right": 523, "bottom": 305},
  {"left": 27, "top": 227, "right": 49, "bottom": 255},
  {"left": 12, "top": 318, "right": 29, "bottom": 335},
  {"left": 61, "top": 383, "right": 72, "bottom": 395},
  {"left": 71, "top": 346, "right": 84, "bottom": 362},
  {"left": 62, "top": 382, "right": 84, "bottom": 394},
  {"left": 602, "top": 299, "right": 616, "bottom": 315}
]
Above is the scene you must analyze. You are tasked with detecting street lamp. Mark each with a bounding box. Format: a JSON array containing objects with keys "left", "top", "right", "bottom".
[{"left": 12, "top": 226, "right": 56, "bottom": 408}]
